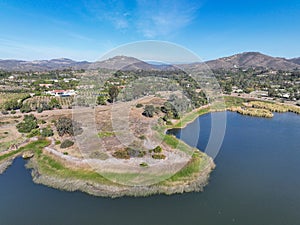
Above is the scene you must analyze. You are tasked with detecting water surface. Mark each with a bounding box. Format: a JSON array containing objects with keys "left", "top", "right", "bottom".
[{"left": 1, "top": 112, "right": 300, "bottom": 225}]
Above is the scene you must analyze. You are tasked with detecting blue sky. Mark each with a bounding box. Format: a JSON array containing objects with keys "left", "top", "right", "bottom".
[{"left": 0, "top": 0, "right": 299, "bottom": 61}]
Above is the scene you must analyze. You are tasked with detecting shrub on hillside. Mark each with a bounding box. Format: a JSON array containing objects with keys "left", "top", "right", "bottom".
[
  {"left": 20, "top": 104, "right": 32, "bottom": 113},
  {"left": 41, "top": 127, "right": 54, "bottom": 137},
  {"left": 142, "top": 105, "right": 155, "bottom": 117},
  {"left": 152, "top": 154, "right": 166, "bottom": 160},
  {"left": 60, "top": 139, "right": 74, "bottom": 148},
  {"left": 55, "top": 117, "right": 83, "bottom": 136},
  {"left": 153, "top": 146, "right": 162, "bottom": 153},
  {"left": 16, "top": 114, "right": 38, "bottom": 133}
]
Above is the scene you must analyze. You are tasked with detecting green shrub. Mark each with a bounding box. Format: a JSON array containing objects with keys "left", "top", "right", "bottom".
[
  {"left": 3, "top": 99, "right": 21, "bottom": 111},
  {"left": 10, "top": 110, "right": 16, "bottom": 114},
  {"left": 49, "top": 98, "right": 61, "bottom": 109},
  {"left": 112, "top": 148, "right": 146, "bottom": 159},
  {"left": 127, "top": 148, "right": 144, "bottom": 158},
  {"left": 140, "top": 162, "right": 148, "bottom": 167},
  {"left": 113, "top": 149, "right": 130, "bottom": 159},
  {"left": 1, "top": 110, "right": 8, "bottom": 115},
  {"left": 153, "top": 146, "right": 162, "bottom": 153},
  {"left": 142, "top": 105, "right": 155, "bottom": 117},
  {"left": 152, "top": 154, "right": 166, "bottom": 160},
  {"left": 55, "top": 140, "right": 61, "bottom": 145},
  {"left": 37, "top": 107, "right": 43, "bottom": 113},
  {"left": 63, "top": 152, "right": 69, "bottom": 155},
  {"left": 139, "top": 135, "right": 146, "bottom": 140},
  {"left": 20, "top": 104, "right": 32, "bottom": 113},
  {"left": 136, "top": 103, "right": 143, "bottom": 108},
  {"left": 138, "top": 150, "right": 146, "bottom": 157},
  {"left": 97, "top": 95, "right": 107, "bottom": 105},
  {"left": 98, "top": 131, "right": 115, "bottom": 138},
  {"left": 60, "top": 139, "right": 74, "bottom": 148},
  {"left": 16, "top": 114, "right": 38, "bottom": 133},
  {"left": 38, "top": 119, "right": 46, "bottom": 124},
  {"left": 55, "top": 117, "right": 82, "bottom": 136},
  {"left": 26, "top": 128, "right": 40, "bottom": 138},
  {"left": 41, "top": 127, "right": 54, "bottom": 137},
  {"left": 166, "top": 120, "right": 173, "bottom": 125}
]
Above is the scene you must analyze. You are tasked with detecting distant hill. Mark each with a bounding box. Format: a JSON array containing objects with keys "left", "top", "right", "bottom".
[
  {"left": 203, "top": 52, "right": 300, "bottom": 70},
  {"left": 0, "top": 58, "right": 90, "bottom": 71},
  {"left": 89, "top": 56, "right": 157, "bottom": 71},
  {"left": 288, "top": 57, "right": 300, "bottom": 65},
  {"left": 0, "top": 52, "right": 299, "bottom": 72}
]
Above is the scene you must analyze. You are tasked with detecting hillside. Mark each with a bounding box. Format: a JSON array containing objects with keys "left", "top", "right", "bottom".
[
  {"left": 288, "top": 57, "right": 300, "bottom": 65},
  {"left": 0, "top": 58, "right": 90, "bottom": 71},
  {"left": 0, "top": 52, "right": 299, "bottom": 72},
  {"left": 204, "top": 52, "right": 300, "bottom": 70}
]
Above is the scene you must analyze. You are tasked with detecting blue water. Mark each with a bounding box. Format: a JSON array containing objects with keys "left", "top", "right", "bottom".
[{"left": 0, "top": 112, "right": 300, "bottom": 225}]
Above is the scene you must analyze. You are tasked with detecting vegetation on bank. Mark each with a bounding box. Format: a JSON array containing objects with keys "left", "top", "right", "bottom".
[
  {"left": 0, "top": 139, "right": 49, "bottom": 163},
  {"left": 235, "top": 107, "right": 273, "bottom": 118},
  {"left": 224, "top": 96, "right": 247, "bottom": 107},
  {"left": 162, "top": 151, "right": 209, "bottom": 185},
  {"left": 32, "top": 146, "right": 117, "bottom": 187},
  {"left": 27, "top": 138, "right": 209, "bottom": 188},
  {"left": 248, "top": 101, "right": 300, "bottom": 114},
  {"left": 171, "top": 108, "right": 210, "bottom": 129}
]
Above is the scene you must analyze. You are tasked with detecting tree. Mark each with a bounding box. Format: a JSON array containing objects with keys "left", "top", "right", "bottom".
[
  {"left": 142, "top": 105, "right": 155, "bottom": 117},
  {"left": 41, "top": 127, "right": 54, "bottom": 137},
  {"left": 60, "top": 139, "right": 74, "bottom": 148},
  {"left": 97, "top": 95, "right": 107, "bottom": 105},
  {"left": 3, "top": 100, "right": 21, "bottom": 111},
  {"left": 108, "top": 86, "right": 119, "bottom": 103},
  {"left": 16, "top": 114, "right": 38, "bottom": 133},
  {"left": 20, "top": 104, "right": 32, "bottom": 113},
  {"left": 55, "top": 117, "right": 83, "bottom": 136},
  {"left": 49, "top": 98, "right": 61, "bottom": 109},
  {"left": 224, "top": 84, "right": 232, "bottom": 94}
]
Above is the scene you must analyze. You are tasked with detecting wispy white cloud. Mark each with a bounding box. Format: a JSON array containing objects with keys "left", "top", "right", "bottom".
[
  {"left": 136, "top": 0, "right": 201, "bottom": 38},
  {"left": 82, "top": 0, "right": 132, "bottom": 30},
  {"left": 82, "top": 0, "right": 201, "bottom": 37}
]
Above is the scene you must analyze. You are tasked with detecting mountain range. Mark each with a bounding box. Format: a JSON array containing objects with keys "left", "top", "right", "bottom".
[{"left": 0, "top": 52, "right": 299, "bottom": 72}]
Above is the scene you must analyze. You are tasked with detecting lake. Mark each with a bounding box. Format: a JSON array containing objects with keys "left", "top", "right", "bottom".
[{"left": 1, "top": 112, "right": 300, "bottom": 225}]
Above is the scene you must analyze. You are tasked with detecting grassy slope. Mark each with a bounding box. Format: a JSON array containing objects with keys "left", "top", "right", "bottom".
[{"left": 0, "top": 140, "right": 49, "bottom": 162}]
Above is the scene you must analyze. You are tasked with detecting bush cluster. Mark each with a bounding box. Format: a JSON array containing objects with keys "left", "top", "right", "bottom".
[{"left": 60, "top": 139, "right": 74, "bottom": 148}]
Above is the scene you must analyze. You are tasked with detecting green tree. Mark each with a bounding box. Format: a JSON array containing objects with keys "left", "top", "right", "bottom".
[
  {"left": 108, "top": 86, "right": 119, "bottom": 103},
  {"left": 97, "top": 95, "right": 107, "bottom": 105},
  {"left": 16, "top": 114, "right": 38, "bottom": 133},
  {"left": 41, "top": 127, "right": 54, "bottom": 137},
  {"left": 55, "top": 117, "right": 83, "bottom": 136},
  {"left": 142, "top": 105, "right": 155, "bottom": 117},
  {"left": 20, "top": 104, "right": 32, "bottom": 113},
  {"left": 3, "top": 100, "right": 21, "bottom": 111},
  {"left": 49, "top": 98, "right": 61, "bottom": 109}
]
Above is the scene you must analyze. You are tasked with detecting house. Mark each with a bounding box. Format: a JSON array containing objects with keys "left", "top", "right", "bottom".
[
  {"left": 46, "top": 89, "right": 76, "bottom": 97},
  {"left": 250, "top": 90, "right": 268, "bottom": 97},
  {"left": 282, "top": 93, "right": 290, "bottom": 99}
]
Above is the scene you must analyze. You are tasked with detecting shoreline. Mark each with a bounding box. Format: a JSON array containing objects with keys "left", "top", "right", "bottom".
[
  {"left": 26, "top": 154, "right": 215, "bottom": 198},
  {"left": 0, "top": 158, "right": 14, "bottom": 174},
  {"left": 0, "top": 97, "right": 299, "bottom": 197}
]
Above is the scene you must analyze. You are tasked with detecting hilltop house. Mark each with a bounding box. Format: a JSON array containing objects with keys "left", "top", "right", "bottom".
[{"left": 46, "top": 89, "right": 76, "bottom": 97}]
